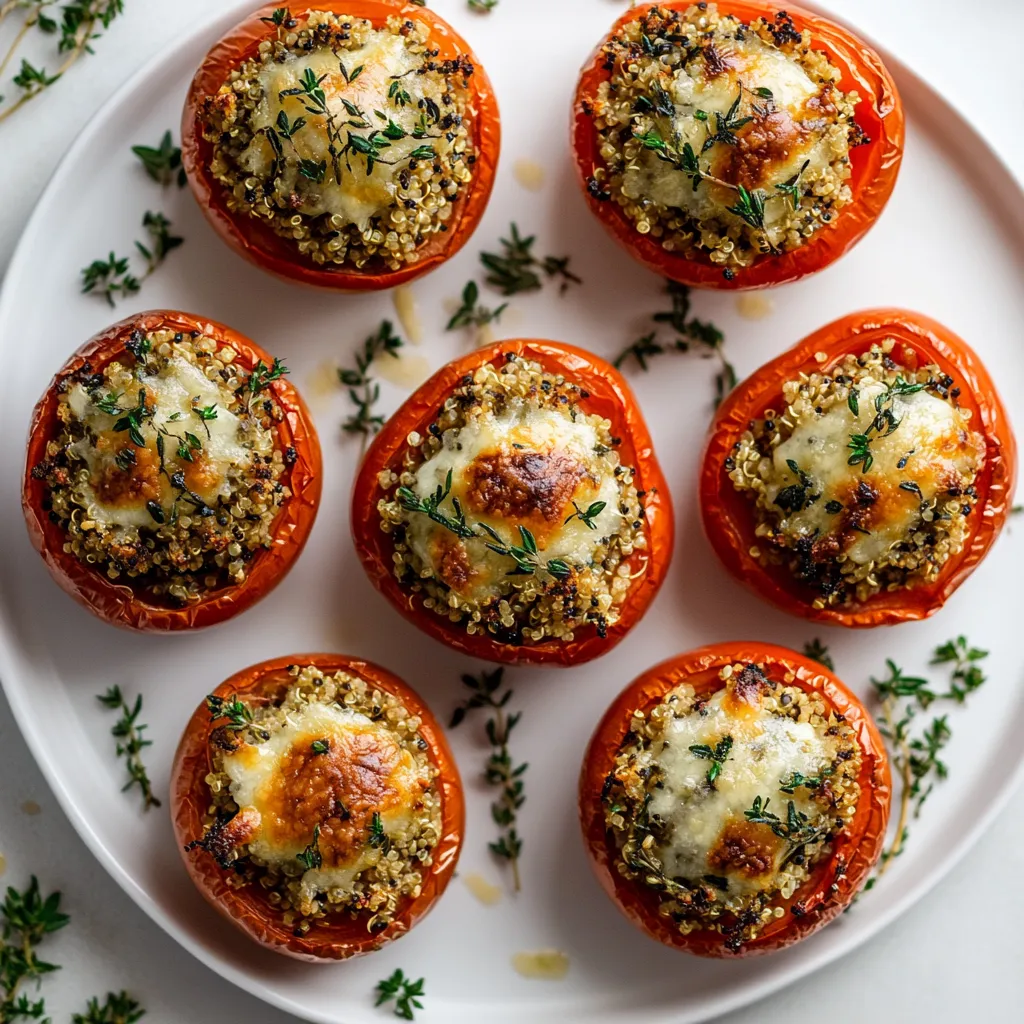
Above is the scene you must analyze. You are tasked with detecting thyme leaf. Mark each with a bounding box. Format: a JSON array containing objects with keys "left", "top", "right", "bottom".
[
  {"left": 97, "top": 685, "right": 160, "bottom": 810},
  {"left": 446, "top": 280, "right": 507, "bottom": 331},
  {"left": 340, "top": 320, "right": 404, "bottom": 436},
  {"left": 72, "top": 991, "right": 145, "bottom": 1024},
  {"left": 131, "top": 130, "right": 185, "bottom": 188},
  {"left": 375, "top": 969, "right": 425, "bottom": 1021}
]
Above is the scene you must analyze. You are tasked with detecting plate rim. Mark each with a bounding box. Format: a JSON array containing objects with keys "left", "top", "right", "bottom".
[{"left": 1, "top": 2, "right": 1022, "bottom": 1022}]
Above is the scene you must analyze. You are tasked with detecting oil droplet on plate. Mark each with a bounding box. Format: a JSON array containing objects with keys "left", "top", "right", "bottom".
[
  {"left": 735, "top": 293, "right": 775, "bottom": 320},
  {"left": 0, "top": 853, "right": 7, "bottom": 878},
  {"left": 513, "top": 159, "right": 545, "bottom": 192},
  {"left": 463, "top": 873, "right": 502, "bottom": 906},
  {"left": 306, "top": 361, "right": 340, "bottom": 410},
  {"left": 20, "top": 800, "right": 41, "bottom": 816},
  {"left": 511, "top": 949, "right": 570, "bottom": 980},
  {"left": 392, "top": 286, "right": 423, "bottom": 345},
  {"left": 374, "top": 352, "right": 432, "bottom": 390}
]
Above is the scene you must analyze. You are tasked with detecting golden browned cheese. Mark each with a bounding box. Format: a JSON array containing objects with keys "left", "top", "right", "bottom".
[
  {"left": 723, "top": 107, "right": 808, "bottom": 190},
  {"left": 720, "top": 665, "right": 769, "bottom": 720},
  {"left": 91, "top": 434, "right": 161, "bottom": 507},
  {"left": 430, "top": 532, "right": 478, "bottom": 595},
  {"left": 707, "top": 818, "right": 783, "bottom": 878},
  {"left": 248, "top": 727, "right": 422, "bottom": 867}
]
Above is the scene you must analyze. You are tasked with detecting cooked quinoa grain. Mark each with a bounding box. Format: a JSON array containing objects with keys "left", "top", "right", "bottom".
[
  {"left": 602, "top": 662, "right": 862, "bottom": 951},
  {"left": 189, "top": 664, "right": 441, "bottom": 931},
  {"left": 376, "top": 354, "right": 647, "bottom": 647},
  {"left": 31, "top": 327, "right": 290, "bottom": 605},
  {"left": 588, "top": 4, "right": 865, "bottom": 271},
  {"left": 727, "top": 341, "right": 985, "bottom": 607},
  {"left": 198, "top": 10, "right": 477, "bottom": 271}
]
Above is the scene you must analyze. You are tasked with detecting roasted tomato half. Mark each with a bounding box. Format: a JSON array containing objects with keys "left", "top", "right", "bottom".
[
  {"left": 579, "top": 642, "right": 890, "bottom": 957},
  {"left": 351, "top": 340, "right": 674, "bottom": 666},
  {"left": 172, "top": 653, "right": 463, "bottom": 961},
  {"left": 182, "top": 0, "right": 500, "bottom": 291},
  {"left": 572, "top": 1, "right": 904, "bottom": 290},
  {"left": 701, "top": 309, "right": 1017, "bottom": 627},
  {"left": 22, "top": 310, "right": 321, "bottom": 632}
]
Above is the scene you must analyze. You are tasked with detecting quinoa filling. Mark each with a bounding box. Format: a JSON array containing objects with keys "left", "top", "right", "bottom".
[
  {"left": 189, "top": 664, "right": 441, "bottom": 933},
  {"left": 199, "top": 10, "right": 477, "bottom": 271},
  {"left": 32, "top": 327, "right": 290, "bottom": 605},
  {"left": 376, "top": 354, "right": 647, "bottom": 647},
  {"left": 727, "top": 341, "right": 985, "bottom": 607},
  {"left": 587, "top": 3, "right": 864, "bottom": 272},
  {"left": 601, "top": 661, "right": 861, "bottom": 951}
]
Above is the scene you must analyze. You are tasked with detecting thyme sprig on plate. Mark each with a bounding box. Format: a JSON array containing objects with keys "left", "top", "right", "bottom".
[
  {"left": 446, "top": 280, "right": 507, "bottom": 331},
  {"left": 480, "top": 223, "right": 581, "bottom": 296},
  {"left": 451, "top": 668, "right": 527, "bottom": 892},
  {"left": 131, "top": 130, "right": 186, "bottom": 188},
  {"left": 614, "top": 280, "right": 735, "bottom": 405},
  {"left": 81, "top": 209, "right": 183, "bottom": 307},
  {"left": 468, "top": 1, "right": 499, "bottom": 13},
  {"left": 72, "top": 991, "right": 145, "bottom": 1024},
  {"left": 375, "top": 969, "right": 425, "bottom": 1021},
  {"left": 688, "top": 735, "right": 732, "bottom": 787},
  {"left": 863, "top": 638, "right": 989, "bottom": 890},
  {"left": 0, "top": 1, "right": 124, "bottom": 125},
  {"left": 97, "top": 685, "right": 160, "bottom": 810},
  {"left": 0, "top": 876, "right": 70, "bottom": 1022},
  {"left": 802, "top": 638, "right": 834, "bottom": 670},
  {"left": 339, "top": 320, "right": 404, "bottom": 437}
]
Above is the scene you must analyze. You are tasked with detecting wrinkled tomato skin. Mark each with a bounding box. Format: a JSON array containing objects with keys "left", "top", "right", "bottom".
[
  {"left": 182, "top": 0, "right": 500, "bottom": 292},
  {"left": 700, "top": 308, "right": 1017, "bottom": 627},
  {"left": 351, "top": 339, "right": 675, "bottom": 666},
  {"left": 21, "top": 310, "right": 322, "bottom": 632},
  {"left": 171, "top": 653, "right": 463, "bottom": 961},
  {"left": 571, "top": 0, "right": 904, "bottom": 291},
  {"left": 579, "top": 642, "right": 891, "bottom": 957}
]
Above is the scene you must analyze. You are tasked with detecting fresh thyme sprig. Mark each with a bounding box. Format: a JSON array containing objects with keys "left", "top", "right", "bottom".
[
  {"left": 396, "top": 469, "right": 474, "bottom": 539},
  {"left": 744, "top": 795, "right": 825, "bottom": 846},
  {"left": 846, "top": 378, "right": 926, "bottom": 473},
  {"left": 97, "top": 686, "right": 160, "bottom": 810},
  {"left": 131, "top": 130, "right": 186, "bottom": 188},
  {"left": 688, "top": 735, "right": 732, "bottom": 787},
  {"left": 614, "top": 280, "right": 735, "bottom": 405},
  {"left": 478, "top": 523, "right": 571, "bottom": 580},
  {"left": 480, "top": 223, "right": 581, "bottom": 296},
  {"left": 863, "top": 639, "right": 989, "bottom": 890},
  {"left": 802, "top": 638, "right": 834, "bottom": 671},
  {"left": 446, "top": 280, "right": 507, "bottom": 331},
  {"left": 367, "top": 811, "right": 390, "bottom": 852},
  {"left": 0, "top": 876, "right": 70, "bottom": 1022},
  {"left": 375, "top": 969, "right": 425, "bottom": 1021},
  {"left": 468, "top": 1, "right": 499, "bottom": 12},
  {"left": 564, "top": 500, "right": 606, "bottom": 531},
  {"left": 451, "top": 668, "right": 527, "bottom": 891},
  {"left": 72, "top": 991, "right": 145, "bottom": 1024},
  {"left": 0, "top": 1, "right": 124, "bottom": 125},
  {"left": 296, "top": 824, "right": 322, "bottom": 870},
  {"left": 81, "top": 209, "right": 183, "bottom": 307},
  {"left": 339, "top": 320, "right": 404, "bottom": 436},
  {"left": 205, "top": 693, "right": 253, "bottom": 731}
]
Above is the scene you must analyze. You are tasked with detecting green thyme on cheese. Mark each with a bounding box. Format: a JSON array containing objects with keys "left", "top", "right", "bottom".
[
  {"left": 376, "top": 353, "right": 647, "bottom": 647},
  {"left": 588, "top": 4, "right": 865, "bottom": 273},
  {"left": 602, "top": 661, "right": 861, "bottom": 952},
  {"left": 198, "top": 10, "right": 477, "bottom": 270},
  {"left": 727, "top": 341, "right": 985, "bottom": 607},
  {"left": 189, "top": 665, "right": 441, "bottom": 932},
  {"left": 32, "top": 327, "right": 290, "bottom": 605}
]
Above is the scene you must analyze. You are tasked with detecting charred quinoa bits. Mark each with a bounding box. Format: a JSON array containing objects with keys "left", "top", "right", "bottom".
[
  {"left": 579, "top": 644, "right": 890, "bottom": 956},
  {"left": 573, "top": 1, "right": 903, "bottom": 288},
  {"left": 701, "top": 310, "right": 1016, "bottom": 626},
  {"left": 184, "top": 3, "right": 501, "bottom": 289},
  {"left": 172, "top": 654, "right": 463, "bottom": 960},
  {"left": 352, "top": 340, "right": 674, "bottom": 666},
  {"left": 23, "top": 311, "right": 321, "bottom": 631},
  {"left": 727, "top": 342, "right": 985, "bottom": 608}
]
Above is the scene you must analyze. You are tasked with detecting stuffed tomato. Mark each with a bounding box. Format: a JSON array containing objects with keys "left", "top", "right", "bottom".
[
  {"left": 579, "top": 642, "right": 890, "bottom": 956},
  {"left": 182, "top": 1, "right": 500, "bottom": 290},
  {"left": 572, "top": 1, "right": 903, "bottom": 289},
  {"left": 22, "top": 310, "right": 321, "bottom": 631},
  {"left": 351, "top": 340, "right": 674, "bottom": 666}
]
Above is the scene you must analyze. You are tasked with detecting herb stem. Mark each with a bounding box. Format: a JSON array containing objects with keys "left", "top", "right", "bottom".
[
  {"left": 0, "top": 15, "right": 35, "bottom": 81},
  {"left": 874, "top": 694, "right": 912, "bottom": 878}
]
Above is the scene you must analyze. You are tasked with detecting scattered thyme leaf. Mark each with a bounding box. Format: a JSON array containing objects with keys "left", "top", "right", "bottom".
[
  {"left": 480, "top": 223, "right": 580, "bottom": 296},
  {"left": 296, "top": 824, "right": 322, "bottom": 870},
  {"left": 97, "top": 685, "right": 160, "bottom": 810},
  {"left": 72, "top": 991, "right": 145, "bottom": 1024},
  {"left": 340, "top": 320, "right": 404, "bottom": 436},
  {"left": 446, "top": 280, "right": 507, "bottom": 331},
  {"left": 374, "top": 969, "right": 425, "bottom": 1021},
  {"left": 688, "top": 735, "right": 733, "bottom": 787},
  {"left": 131, "top": 130, "right": 186, "bottom": 188}
]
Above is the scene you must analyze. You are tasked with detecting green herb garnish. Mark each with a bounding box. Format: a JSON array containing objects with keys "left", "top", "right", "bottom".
[
  {"left": 72, "top": 991, "right": 145, "bottom": 1024},
  {"left": 564, "top": 500, "right": 607, "bottom": 531},
  {"left": 396, "top": 469, "right": 474, "bottom": 539},
  {"left": 296, "top": 824, "right": 322, "bottom": 870},
  {"left": 480, "top": 223, "right": 580, "bottom": 296},
  {"left": 802, "top": 638, "right": 834, "bottom": 671},
  {"left": 367, "top": 811, "right": 389, "bottom": 852},
  {"left": 478, "top": 523, "right": 571, "bottom": 580},
  {"left": 688, "top": 735, "right": 733, "bottom": 786},
  {"left": 132, "top": 130, "right": 185, "bottom": 188},
  {"left": 375, "top": 969, "right": 425, "bottom": 1021},
  {"left": 339, "top": 320, "right": 404, "bottom": 436},
  {"left": 97, "top": 685, "right": 160, "bottom": 810},
  {"left": 446, "top": 280, "right": 507, "bottom": 331}
]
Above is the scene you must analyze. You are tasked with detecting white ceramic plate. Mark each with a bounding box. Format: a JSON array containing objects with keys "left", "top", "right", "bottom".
[{"left": 1, "top": 2, "right": 1022, "bottom": 1022}]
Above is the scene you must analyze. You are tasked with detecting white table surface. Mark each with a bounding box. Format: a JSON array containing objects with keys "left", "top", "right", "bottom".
[{"left": 1, "top": 1, "right": 1021, "bottom": 1021}]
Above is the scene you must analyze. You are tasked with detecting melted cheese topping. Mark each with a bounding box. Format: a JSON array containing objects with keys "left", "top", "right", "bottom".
[
  {"left": 623, "top": 35, "right": 838, "bottom": 232},
  {"left": 405, "top": 404, "right": 622, "bottom": 604},
  {"left": 66, "top": 358, "right": 255, "bottom": 529},
  {"left": 768, "top": 383, "right": 983, "bottom": 564},
  {"left": 648, "top": 688, "right": 833, "bottom": 896},
  {"left": 244, "top": 32, "right": 440, "bottom": 230},
  {"left": 222, "top": 701, "right": 422, "bottom": 900}
]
